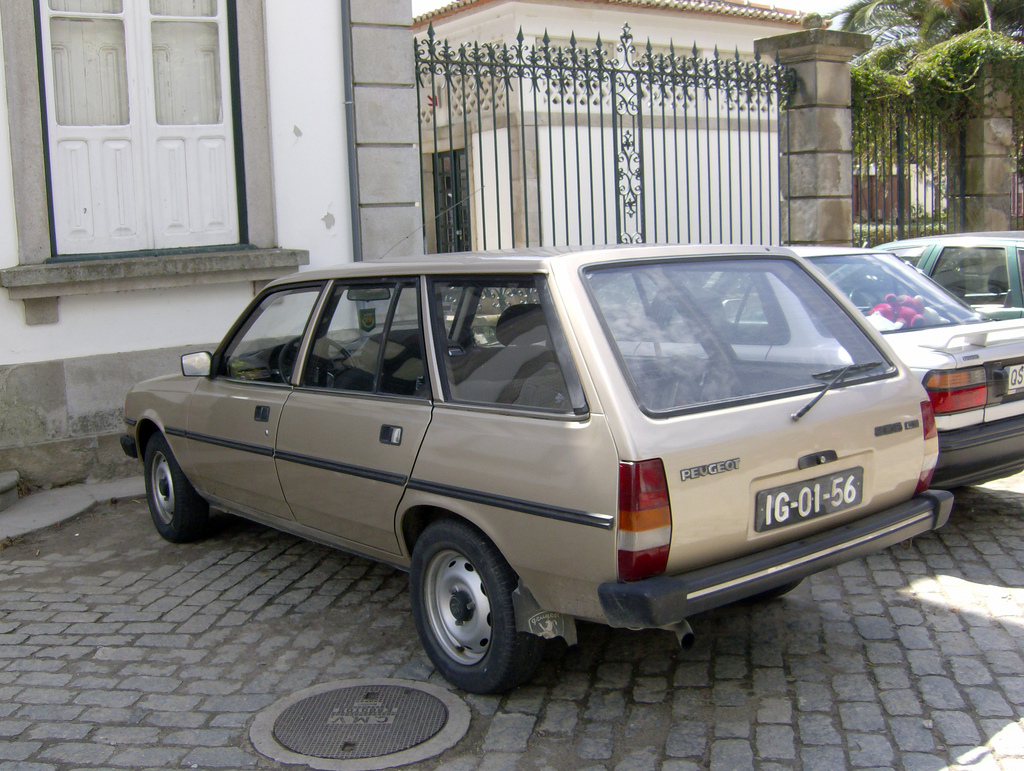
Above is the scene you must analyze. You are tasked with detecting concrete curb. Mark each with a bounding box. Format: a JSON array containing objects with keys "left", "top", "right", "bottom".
[{"left": 0, "top": 476, "right": 146, "bottom": 541}]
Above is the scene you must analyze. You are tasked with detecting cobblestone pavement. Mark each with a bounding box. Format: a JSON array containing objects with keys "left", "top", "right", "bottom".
[{"left": 1, "top": 479, "right": 1024, "bottom": 771}]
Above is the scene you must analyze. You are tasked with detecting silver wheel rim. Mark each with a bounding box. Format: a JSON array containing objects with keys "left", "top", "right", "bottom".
[
  {"left": 423, "top": 548, "right": 492, "bottom": 665},
  {"left": 150, "top": 451, "right": 175, "bottom": 525}
]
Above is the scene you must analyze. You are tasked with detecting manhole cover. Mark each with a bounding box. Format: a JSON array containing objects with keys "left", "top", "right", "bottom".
[
  {"left": 273, "top": 684, "right": 447, "bottom": 759},
  {"left": 251, "top": 679, "right": 471, "bottom": 771}
]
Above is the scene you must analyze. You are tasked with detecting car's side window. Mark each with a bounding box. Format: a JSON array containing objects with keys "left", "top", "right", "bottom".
[
  {"left": 220, "top": 287, "right": 322, "bottom": 384},
  {"left": 932, "top": 246, "right": 1009, "bottom": 306},
  {"left": 682, "top": 270, "right": 790, "bottom": 346},
  {"left": 432, "top": 277, "right": 573, "bottom": 412},
  {"left": 379, "top": 285, "right": 429, "bottom": 397},
  {"left": 302, "top": 282, "right": 429, "bottom": 398}
]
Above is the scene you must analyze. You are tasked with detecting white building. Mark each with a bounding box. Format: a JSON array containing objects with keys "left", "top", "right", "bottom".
[
  {"left": 413, "top": 0, "right": 804, "bottom": 253},
  {"left": 416, "top": 0, "right": 803, "bottom": 58},
  {"left": 0, "top": 0, "right": 420, "bottom": 487}
]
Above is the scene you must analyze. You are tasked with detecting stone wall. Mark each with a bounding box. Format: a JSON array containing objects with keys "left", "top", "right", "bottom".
[
  {"left": 0, "top": 345, "right": 215, "bottom": 489},
  {"left": 351, "top": 0, "right": 424, "bottom": 261},
  {"left": 755, "top": 29, "right": 871, "bottom": 246}
]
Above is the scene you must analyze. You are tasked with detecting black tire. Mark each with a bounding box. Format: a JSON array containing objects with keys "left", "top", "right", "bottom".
[
  {"left": 409, "top": 518, "right": 544, "bottom": 694},
  {"left": 143, "top": 433, "right": 210, "bottom": 543},
  {"left": 746, "top": 578, "right": 803, "bottom": 603}
]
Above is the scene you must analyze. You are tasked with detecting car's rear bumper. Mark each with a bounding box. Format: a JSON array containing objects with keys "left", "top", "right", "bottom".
[
  {"left": 598, "top": 490, "right": 953, "bottom": 629},
  {"left": 933, "top": 414, "right": 1024, "bottom": 488}
]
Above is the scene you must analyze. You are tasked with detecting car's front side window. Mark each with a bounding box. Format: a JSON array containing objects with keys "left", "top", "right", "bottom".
[
  {"left": 302, "top": 281, "right": 428, "bottom": 398},
  {"left": 220, "top": 287, "right": 322, "bottom": 384},
  {"left": 430, "top": 277, "right": 575, "bottom": 413},
  {"left": 585, "top": 258, "right": 892, "bottom": 415}
]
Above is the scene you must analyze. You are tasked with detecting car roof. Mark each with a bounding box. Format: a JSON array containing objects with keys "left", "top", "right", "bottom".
[
  {"left": 265, "top": 243, "right": 796, "bottom": 286},
  {"left": 878, "top": 231, "right": 1024, "bottom": 248},
  {"left": 789, "top": 246, "right": 883, "bottom": 258}
]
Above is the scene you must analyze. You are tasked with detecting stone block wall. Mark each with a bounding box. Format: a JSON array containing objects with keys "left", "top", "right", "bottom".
[
  {"left": 350, "top": 0, "right": 424, "bottom": 261},
  {"left": 0, "top": 345, "right": 214, "bottom": 489}
]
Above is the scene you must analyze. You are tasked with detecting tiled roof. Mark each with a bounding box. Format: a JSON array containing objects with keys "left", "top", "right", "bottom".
[{"left": 414, "top": 0, "right": 804, "bottom": 26}]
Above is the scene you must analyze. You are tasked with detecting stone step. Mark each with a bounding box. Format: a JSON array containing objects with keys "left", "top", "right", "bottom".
[{"left": 0, "top": 470, "right": 19, "bottom": 513}]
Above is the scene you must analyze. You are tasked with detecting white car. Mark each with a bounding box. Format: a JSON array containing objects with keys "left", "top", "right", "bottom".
[{"left": 800, "top": 246, "right": 1024, "bottom": 488}]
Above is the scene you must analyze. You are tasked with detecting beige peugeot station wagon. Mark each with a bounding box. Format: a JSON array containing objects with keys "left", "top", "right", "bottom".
[{"left": 122, "top": 245, "right": 952, "bottom": 694}]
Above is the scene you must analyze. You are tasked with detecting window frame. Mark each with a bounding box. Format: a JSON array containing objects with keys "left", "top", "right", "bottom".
[{"left": 37, "top": 0, "right": 240, "bottom": 255}]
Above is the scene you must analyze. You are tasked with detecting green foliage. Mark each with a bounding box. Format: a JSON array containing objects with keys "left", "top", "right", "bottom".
[
  {"left": 851, "top": 63, "right": 908, "bottom": 117},
  {"left": 906, "top": 29, "right": 1024, "bottom": 116},
  {"left": 854, "top": 219, "right": 949, "bottom": 248},
  {"left": 855, "top": 29, "right": 1024, "bottom": 123}
]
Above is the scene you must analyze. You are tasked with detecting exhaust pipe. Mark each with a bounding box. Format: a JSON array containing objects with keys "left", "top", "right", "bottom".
[{"left": 667, "top": 619, "right": 695, "bottom": 649}]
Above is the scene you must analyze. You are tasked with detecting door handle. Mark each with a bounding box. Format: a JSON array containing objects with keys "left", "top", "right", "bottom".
[
  {"left": 380, "top": 425, "right": 403, "bottom": 446},
  {"left": 254, "top": 405, "right": 271, "bottom": 423}
]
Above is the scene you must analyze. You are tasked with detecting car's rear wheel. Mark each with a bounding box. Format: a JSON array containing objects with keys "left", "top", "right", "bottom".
[
  {"left": 410, "top": 518, "right": 544, "bottom": 694},
  {"left": 144, "top": 433, "right": 209, "bottom": 543}
]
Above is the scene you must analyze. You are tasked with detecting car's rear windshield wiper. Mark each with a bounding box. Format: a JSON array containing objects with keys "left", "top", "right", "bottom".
[{"left": 791, "top": 361, "right": 884, "bottom": 422}]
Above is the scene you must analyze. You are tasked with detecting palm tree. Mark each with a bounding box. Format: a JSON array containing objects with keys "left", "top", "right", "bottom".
[{"left": 837, "top": 0, "right": 1024, "bottom": 67}]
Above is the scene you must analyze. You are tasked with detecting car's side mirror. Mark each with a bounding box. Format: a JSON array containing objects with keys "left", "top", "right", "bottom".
[{"left": 181, "top": 351, "right": 212, "bottom": 377}]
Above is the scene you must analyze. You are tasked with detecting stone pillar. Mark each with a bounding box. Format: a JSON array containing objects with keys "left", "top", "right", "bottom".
[
  {"left": 349, "top": 0, "right": 424, "bottom": 260},
  {"left": 755, "top": 29, "right": 871, "bottom": 246},
  {"left": 965, "top": 80, "right": 1014, "bottom": 231}
]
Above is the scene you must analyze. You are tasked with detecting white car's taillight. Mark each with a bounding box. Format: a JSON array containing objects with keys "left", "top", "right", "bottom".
[
  {"left": 617, "top": 460, "right": 671, "bottom": 582},
  {"left": 923, "top": 367, "right": 987, "bottom": 414},
  {"left": 916, "top": 399, "right": 938, "bottom": 493}
]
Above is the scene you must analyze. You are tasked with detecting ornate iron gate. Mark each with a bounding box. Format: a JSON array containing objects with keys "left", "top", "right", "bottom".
[{"left": 416, "top": 25, "right": 794, "bottom": 253}]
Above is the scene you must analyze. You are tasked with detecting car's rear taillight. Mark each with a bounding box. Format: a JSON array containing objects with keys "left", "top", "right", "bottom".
[
  {"left": 916, "top": 399, "right": 939, "bottom": 493},
  {"left": 618, "top": 460, "right": 671, "bottom": 582},
  {"left": 924, "top": 368, "right": 987, "bottom": 414}
]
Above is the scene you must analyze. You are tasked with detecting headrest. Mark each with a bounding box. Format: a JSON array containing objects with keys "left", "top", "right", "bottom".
[{"left": 495, "top": 303, "right": 544, "bottom": 346}]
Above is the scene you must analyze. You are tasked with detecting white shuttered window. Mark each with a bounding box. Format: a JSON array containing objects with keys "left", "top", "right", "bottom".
[{"left": 40, "top": 0, "right": 239, "bottom": 255}]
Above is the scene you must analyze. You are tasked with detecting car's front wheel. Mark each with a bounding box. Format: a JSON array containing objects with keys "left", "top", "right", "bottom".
[
  {"left": 410, "top": 518, "right": 544, "bottom": 694},
  {"left": 143, "top": 433, "right": 209, "bottom": 543}
]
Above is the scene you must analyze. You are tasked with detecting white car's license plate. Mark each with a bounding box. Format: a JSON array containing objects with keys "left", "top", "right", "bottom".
[
  {"left": 1005, "top": 363, "right": 1024, "bottom": 394},
  {"left": 755, "top": 467, "right": 863, "bottom": 533}
]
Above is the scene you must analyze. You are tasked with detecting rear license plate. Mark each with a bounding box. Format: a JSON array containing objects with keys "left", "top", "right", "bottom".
[
  {"left": 1005, "top": 363, "right": 1024, "bottom": 394},
  {"left": 755, "top": 467, "right": 863, "bottom": 533}
]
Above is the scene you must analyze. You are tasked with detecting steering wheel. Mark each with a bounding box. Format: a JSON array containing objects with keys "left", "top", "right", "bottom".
[
  {"left": 848, "top": 287, "right": 877, "bottom": 310},
  {"left": 269, "top": 338, "right": 302, "bottom": 383}
]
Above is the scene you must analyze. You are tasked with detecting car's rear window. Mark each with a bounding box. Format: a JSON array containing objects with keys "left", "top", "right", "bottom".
[
  {"left": 810, "top": 251, "right": 984, "bottom": 331},
  {"left": 584, "top": 257, "right": 892, "bottom": 415}
]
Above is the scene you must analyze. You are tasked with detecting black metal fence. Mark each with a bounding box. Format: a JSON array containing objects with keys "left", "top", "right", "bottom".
[
  {"left": 1013, "top": 121, "right": 1023, "bottom": 231},
  {"left": 415, "top": 25, "right": 794, "bottom": 254},
  {"left": 852, "top": 105, "right": 967, "bottom": 247}
]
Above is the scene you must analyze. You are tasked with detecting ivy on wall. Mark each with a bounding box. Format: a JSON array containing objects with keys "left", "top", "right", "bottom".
[{"left": 853, "top": 28, "right": 1024, "bottom": 140}]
